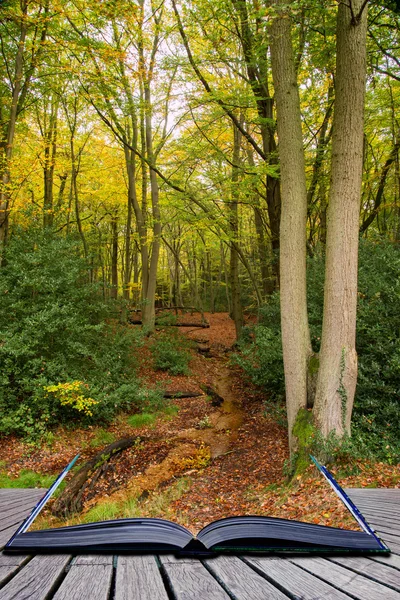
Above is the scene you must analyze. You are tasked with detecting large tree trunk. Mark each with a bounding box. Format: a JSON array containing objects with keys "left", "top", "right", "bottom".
[
  {"left": 313, "top": 0, "right": 368, "bottom": 437},
  {"left": 270, "top": 0, "right": 312, "bottom": 454}
]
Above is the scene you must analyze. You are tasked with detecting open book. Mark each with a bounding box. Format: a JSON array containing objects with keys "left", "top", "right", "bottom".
[{"left": 5, "top": 455, "right": 390, "bottom": 556}]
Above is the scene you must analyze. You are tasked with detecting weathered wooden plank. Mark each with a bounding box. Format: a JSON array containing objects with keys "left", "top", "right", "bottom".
[
  {"left": 351, "top": 500, "right": 400, "bottom": 512},
  {"left": 372, "top": 531, "right": 400, "bottom": 545},
  {"left": 0, "top": 555, "right": 31, "bottom": 588},
  {"left": 371, "top": 552, "right": 400, "bottom": 570},
  {"left": 361, "top": 517, "right": 400, "bottom": 536},
  {"left": 52, "top": 556, "right": 113, "bottom": 600},
  {"left": 245, "top": 557, "right": 351, "bottom": 600},
  {"left": 357, "top": 502, "right": 400, "bottom": 521},
  {"left": 73, "top": 555, "right": 113, "bottom": 566},
  {"left": 159, "top": 555, "right": 200, "bottom": 564},
  {"left": 0, "top": 494, "right": 43, "bottom": 508},
  {"left": 0, "top": 490, "right": 45, "bottom": 498},
  {"left": 329, "top": 556, "right": 400, "bottom": 591},
  {"left": 115, "top": 556, "right": 169, "bottom": 600},
  {"left": 162, "top": 561, "right": 230, "bottom": 599},
  {"left": 205, "top": 555, "right": 288, "bottom": 600},
  {"left": 0, "top": 554, "right": 30, "bottom": 568},
  {"left": 346, "top": 489, "right": 400, "bottom": 497},
  {"left": 0, "top": 555, "right": 70, "bottom": 600},
  {"left": 290, "top": 556, "right": 400, "bottom": 599},
  {"left": 0, "top": 505, "right": 37, "bottom": 527}
]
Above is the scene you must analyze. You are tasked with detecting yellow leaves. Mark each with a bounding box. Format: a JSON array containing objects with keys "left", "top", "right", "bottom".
[{"left": 44, "top": 381, "right": 98, "bottom": 416}]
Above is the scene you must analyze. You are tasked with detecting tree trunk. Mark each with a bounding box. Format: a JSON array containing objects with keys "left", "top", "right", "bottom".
[
  {"left": 43, "top": 97, "right": 59, "bottom": 229},
  {"left": 229, "top": 122, "right": 244, "bottom": 339},
  {"left": 141, "top": 83, "right": 161, "bottom": 331},
  {"left": 313, "top": 0, "right": 368, "bottom": 437},
  {"left": 111, "top": 214, "right": 119, "bottom": 299},
  {"left": 270, "top": 0, "right": 312, "bottom": 453},
  {"left": 0, "top": 6, "right": 28, "bottom": 251}
]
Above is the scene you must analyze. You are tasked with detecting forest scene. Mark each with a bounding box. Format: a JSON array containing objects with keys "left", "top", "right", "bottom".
[{"left": 0, "top": 0, "right": 399, "bottom": 532}]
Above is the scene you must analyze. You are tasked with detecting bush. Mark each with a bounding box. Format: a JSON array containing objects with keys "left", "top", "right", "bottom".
[
  {"left": 235, "top": 240, "right": 400, "bottom": 462},
  {"left": 150, "top": 330, "right": 192, "bottom": 375},
  {"left": 0, "top": 229, "right": 144, "bottom": 438}
]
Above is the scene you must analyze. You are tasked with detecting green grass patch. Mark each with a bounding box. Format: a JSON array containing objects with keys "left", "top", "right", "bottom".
[
  {"left": 127, "top": 413, "right": 158, "bottom": 429},
  {"left": 89, "top": 428, "right": 116, "bottom": 448},
  {"left": 82, "top": 501, "right": 122, "bottom": 523},
  {"left": 162, "top": 403, "right": 179, "bottom": 418},
  {"left": 0, "top": 469, "right": 60, "bottom": 490}
]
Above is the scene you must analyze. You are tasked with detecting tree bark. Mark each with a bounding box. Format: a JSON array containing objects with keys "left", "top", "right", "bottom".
[
  {"left": 229, "top": 122, "right": 244, "bottom": 339},
  {"left": 111, "top": 214, "right": 119, "bottom": 299},
  {"left": 313, "top": 0, "right": 368, "bottom": 437},
  {"left": 270, "top": 0, "right": 312, "bottom": 453}
]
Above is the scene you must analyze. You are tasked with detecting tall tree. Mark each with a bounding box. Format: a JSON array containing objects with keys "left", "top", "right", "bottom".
[
  {"left": 313, "top": 0, "right": 369, "bottom": 436},
  {"left": 0, "top": 0, "right": 49, "bottom": 251},
  {"left": 269, "top": 0, "right": 312, "bottom": 451}
]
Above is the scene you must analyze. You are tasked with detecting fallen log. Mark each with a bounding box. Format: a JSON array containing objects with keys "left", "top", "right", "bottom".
[
  {"left": 52, "top": 436, "right": 143, "bottom": 517},
  {"left": 163, "top": 390, "right": 203, "bottom": 399},
  {"left": 129, "top": 318, "right": 210, "bottom": 328}
]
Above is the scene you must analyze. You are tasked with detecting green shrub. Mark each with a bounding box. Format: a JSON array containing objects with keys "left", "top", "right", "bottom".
[
  {"left": 150, "top": 330, "right": 192, "bottom": 375},
  {"left": 0, "top": 229, "right": 145, "bottom": 438}
]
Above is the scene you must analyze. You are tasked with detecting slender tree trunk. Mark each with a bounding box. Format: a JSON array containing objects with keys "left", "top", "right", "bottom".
[
  {"left": 141, "top": 83, "right": 161, "bottom": 330},
  {"left": 313, "top": 0, "right": 368, "bottom": 437},
  {"left": 0, "top": 5, "right": 28, "bottom": 251},
  {"left": 43, "top": 97, "right": 59, "bottom": 229},
  {"left": 70, "top": 138, "right": 88, "bottom": 258},
  {"left": 111, "top": 214, "right": 119, "bottom": 299},
  {"left": 270, "top": 0, "right": 312, "bottom": 453},
  {"left": 229, "top": 122, "right": 244, "bottom": 339}
]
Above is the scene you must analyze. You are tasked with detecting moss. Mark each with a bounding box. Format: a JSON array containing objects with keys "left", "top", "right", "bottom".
[
  {"left": 308, "top": 354, "right": 319, "bottom": 376},
  {"left": 290, "top": 408, "right": 316, "bottom": 477}
]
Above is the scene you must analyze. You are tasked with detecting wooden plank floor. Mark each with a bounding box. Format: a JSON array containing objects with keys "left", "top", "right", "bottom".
[{"left": 0, "top": 488, "right": 399, "bottom": 599}]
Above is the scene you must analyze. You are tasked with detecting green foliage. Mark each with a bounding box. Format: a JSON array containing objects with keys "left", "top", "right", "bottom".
[
  {"left": 150, "top": 330, "right": 192, "bottom": 375},
  {"left": 236, "top": 240, "right": 400, "bottom": 462},
  {"left": 352, "top": 239, "right": 400, "bottom": 463},
  {"left": 233, "top": 306, "right": 284, "bottom": 399},
  {"left": 0, "top": 230, "right": 144, "bottom": 438}
]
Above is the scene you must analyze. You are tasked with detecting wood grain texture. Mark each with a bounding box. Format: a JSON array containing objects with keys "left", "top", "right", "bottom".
[
  {"left": 115, "top": 556, "right": 169, "bottom": 600},
  {"left": 0, "top": 555, "right": 70, "bottom": 600},
  {"left": 245, "top": 557, "right": 351, "bottom": 599},
  {"left": 52, "top": 557, "right": 113, "bottom": 600},
  {"left": 290, "top": 556, "right": 400, "bottom": 600},
  {"left": 329, "top": 556, "right": 400, "bottom": 591},
  {"left": 0, "top": 554, "right": 30, "bottom": 586},
  {"left": 205, "top": 555, "right": 287, "bottom": 600},
  {"left": 162, "top": 561, "right": 230, "bottom": 599},
  {"left": 371, "top": 552, "right": 400, "bottom": 569}
]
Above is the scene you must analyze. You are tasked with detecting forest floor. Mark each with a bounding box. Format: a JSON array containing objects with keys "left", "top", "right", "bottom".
[{"left": 1, "top": 312, "right": 399, "bottom": 534}]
